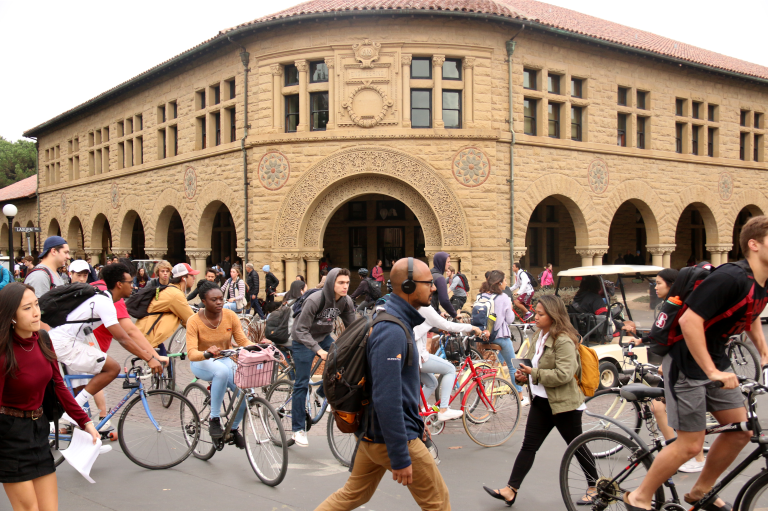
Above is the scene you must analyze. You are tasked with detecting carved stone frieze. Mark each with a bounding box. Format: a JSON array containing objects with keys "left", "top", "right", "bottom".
[
  {"left": 341, "top": 84, "right": 394, "bottom": 128},
  {"left": 353, "top": 39, "right": 381, "bottom": 68},
  {"left": 186, "top": 248, "right": 212, "bottom": 259},
  {"left": 270, "top": 64, "right": 283, "bottom": 76},
  {"left": 302, "top": 252, "right": 325, "bottom": 260}
]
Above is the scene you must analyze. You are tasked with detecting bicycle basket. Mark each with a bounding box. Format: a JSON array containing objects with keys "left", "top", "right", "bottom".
[
  {"left": 443, "top": 335, "right": 464, "bottom": 362},
  {"left": 235, "top": 346, "right": 277, "bottom": 389}
]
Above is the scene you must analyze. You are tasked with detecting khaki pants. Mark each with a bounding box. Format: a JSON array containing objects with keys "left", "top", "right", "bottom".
[{"left": 315, "top": 439, "right": 450, "bottom": 511}]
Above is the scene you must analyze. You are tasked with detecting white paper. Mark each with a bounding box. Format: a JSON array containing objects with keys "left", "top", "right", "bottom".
[{"left": 61, "top": 428, "right": 102, "bottom": 483}]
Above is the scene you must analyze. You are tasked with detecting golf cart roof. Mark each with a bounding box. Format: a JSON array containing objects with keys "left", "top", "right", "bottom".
[{"left": 557, "top": 265, "right": 665, "bottom": 277}]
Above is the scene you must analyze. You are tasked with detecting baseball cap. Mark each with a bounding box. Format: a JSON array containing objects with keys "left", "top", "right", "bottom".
[
  {"left": 41, "top": 236, "right": 68, "bottom": 258},
  {"left": 172, "top": 263, "right": 200, "bottom": 278},
  {"left": 68, "top": 260, "right": 90, "bottom": 273}
]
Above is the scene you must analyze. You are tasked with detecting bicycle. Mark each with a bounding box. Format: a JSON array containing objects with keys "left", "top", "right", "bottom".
[
  {"left": 264, "top": 354, "right": 358, "bottom": 467},
  {"left": 184, "top": 345, "right": 289, "bottom": 486},
  {"left": 728, "top": 332, "right": 761, "bottom": 382},
  {"left": 123, "top": 330, "right": 187, "bottom": 408},
  {"left": 560, "top": 375, "right": 768, "bottom": 511},
  {"left": 50, "top": 358, "right": 201, "bottom": 470}
]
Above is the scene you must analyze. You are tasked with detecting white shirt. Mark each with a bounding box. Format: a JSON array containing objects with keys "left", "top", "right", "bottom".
[
  {"left": 510, "top": 269, "right": 533, "bottom": 296},
  {"left": 528, "top": 330, "right": 586, "bottom": 410},
  {"left": 48, "top": 290, "right": 119, "bottom": 342},
  {"left": 413, "top": 306, "right": 475, "bottom": 366}
]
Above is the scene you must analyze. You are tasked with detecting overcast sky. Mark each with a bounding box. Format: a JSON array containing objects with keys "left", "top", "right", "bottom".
[{"left": 2, "top": 0, "right": 766, "bottom": 142}]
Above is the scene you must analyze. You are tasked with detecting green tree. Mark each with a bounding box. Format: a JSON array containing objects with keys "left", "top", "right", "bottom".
[{"left": 0, "top": 137, "right": 37, "bottom": 188}]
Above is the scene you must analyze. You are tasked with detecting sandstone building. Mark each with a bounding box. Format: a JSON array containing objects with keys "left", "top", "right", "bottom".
[{"left": 22, "top": 0, "right": 768, "bottom": 292}]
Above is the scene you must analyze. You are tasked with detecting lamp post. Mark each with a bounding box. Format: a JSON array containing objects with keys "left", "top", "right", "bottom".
[{"left": 3, "top": 204, "right": 17, "bottom": 274}]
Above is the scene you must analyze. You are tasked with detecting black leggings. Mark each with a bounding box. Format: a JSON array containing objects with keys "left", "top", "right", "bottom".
[{"left": 508, "top": 396, "right": 597, "bottom": 489}]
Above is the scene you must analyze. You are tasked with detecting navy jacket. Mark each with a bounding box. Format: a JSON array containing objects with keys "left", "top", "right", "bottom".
[{"left": 363, "top": 293, "right": 425, "bottom": 470}]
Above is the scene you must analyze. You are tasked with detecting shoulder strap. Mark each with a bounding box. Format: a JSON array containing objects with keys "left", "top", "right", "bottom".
[
  {"left": 28, "top": 267, "right": 55, "bottom": 289},
  {"left": 370, "top": 312, "right": 413, "bottom": 366}
]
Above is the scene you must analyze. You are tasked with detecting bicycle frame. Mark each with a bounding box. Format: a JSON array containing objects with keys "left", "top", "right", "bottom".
[{"left": 419, "top": 355, "right": 498, "bottom": 417}]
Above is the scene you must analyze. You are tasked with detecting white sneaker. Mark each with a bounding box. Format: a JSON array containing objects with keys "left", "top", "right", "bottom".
[
  {"left": 292, "top": 430, "right": 308, "bottom": 447},
  {"left": 679, "top": 458, "right": 706, "bottom": 473},
  {"left": 520, "top": 397, "right": 530, "bottom": 407},
  {"left": 97, "top": 419, "right": 113, "bottom": 432},
  {"left": 60, "top": 412, "right": 78, "bottom": 425},
  {"left": 99, "top": 444, "right": 112, "bottom": 455},
  {"left": 437, "top": 409, "right": 463, "bottom": 421}
]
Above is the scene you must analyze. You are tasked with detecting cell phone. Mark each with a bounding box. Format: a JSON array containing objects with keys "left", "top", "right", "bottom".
[{"left": 510, "top": 359, "right": 532, "bottom": 370}]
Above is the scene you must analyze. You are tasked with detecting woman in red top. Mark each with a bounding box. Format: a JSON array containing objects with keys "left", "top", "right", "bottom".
[{"left": 0, "top": 283, "right": 98, "bottom": 510}]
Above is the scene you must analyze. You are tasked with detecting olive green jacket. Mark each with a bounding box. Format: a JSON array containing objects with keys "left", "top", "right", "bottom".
[{"left": 525, "top": 332, "right": 585, "bottom": 415}]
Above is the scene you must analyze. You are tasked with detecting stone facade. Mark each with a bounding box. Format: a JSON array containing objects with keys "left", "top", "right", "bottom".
[{"left": 28, "top": 15, "right": 768, "bottom": 293}]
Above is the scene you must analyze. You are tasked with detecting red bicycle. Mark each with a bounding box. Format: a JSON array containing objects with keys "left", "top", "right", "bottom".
[{"left": 419, "top": 348, "right": 521, "bottom": 447}]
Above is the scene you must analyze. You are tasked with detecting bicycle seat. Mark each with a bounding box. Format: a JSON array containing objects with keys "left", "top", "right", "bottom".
[{"left": 620, "top": 383, "right": 665, "bottom": 401}]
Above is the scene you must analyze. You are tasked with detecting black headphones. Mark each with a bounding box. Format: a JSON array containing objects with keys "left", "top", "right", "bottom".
[{"left": 401, "top": 257, "right": 417, "bottom": 295}]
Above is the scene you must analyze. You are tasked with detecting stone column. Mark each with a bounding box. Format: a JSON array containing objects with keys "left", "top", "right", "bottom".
[
  {"left": 575, "top": 247, "right": 596, "bottom": 267},
  {"left": 324, "top": 57, "right": 336, "bottom": 130},
  {"left": 295, "top": 59, "right": 309, "bottom": 132},
  {"left": 284, "top": 256, "right": 299, "bottom": 288},
  {"left": 83, "top": 247, "right": 102, "bottom": 265},
  {"left": 463, "top": 57, "right": 475, "bottom": 126},
  {"left": 432, "top": 55, "right": 445, "bottom": 128},
  {"left": 590, "top": 246, "right": 610, "bottom": 266},
  {"left": 646, "top": 244, "right": 676, "bottom": 268},
  {"left": 144, "top": 248, "right": 168, "bottom": 261},
  {"left": 304, "top": 252, "right": 323, "bottom": 289},
  {"left": 706, "top": 244, "right": 732, "bottom": 266},
  {"left": 401, "top": 54, "right": 412, "bottom": 128},
  {"left": 270, "top": 65, "right": 283, "bottom": 131},
  {"left": 186, "top": 249, "right": 211, "bottom": 285},
  {"left": 112, "top": 247, "right": 131, "bottom": 258},
  {"left": 425, "top": 251, "right": 436, "bottom": 269}
]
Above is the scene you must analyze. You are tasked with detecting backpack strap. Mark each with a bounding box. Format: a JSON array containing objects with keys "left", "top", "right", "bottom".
[{"left": 28, "top": 267, "right": 55, "bottom": 290}]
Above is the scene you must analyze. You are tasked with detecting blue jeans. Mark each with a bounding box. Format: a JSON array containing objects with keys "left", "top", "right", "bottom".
[
  {"left": 494, "top": 336, "right": 523, "bottom": 392},
  {"left": 190, "top": 357, "right": 247, "bottom": 430},
  {"left": 291, "top": 334, "right": 333, "bottom": 432},
  {"left": 420, "top": 354, "right": 457, "bottom": 409},
  {"left": 223, "top": 302, "right": 241, "bottom": 312},
  {"left": 250, "top": 297, "right": 265, "bottom": 319}
]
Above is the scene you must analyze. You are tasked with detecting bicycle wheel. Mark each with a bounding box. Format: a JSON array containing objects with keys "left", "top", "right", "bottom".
[
  {"left": 559, "top": 430, "right": 665, "bottom": 511},
  {"left": 118, "top": 389, "right": 199, "bottom": 470},
  {"left": 510, "top": 327, "right": 523, "bottom": 353},
  {"left": 729, "top": 337, "right": 760, "bottom": 382},
  {"left": 159, "top": 360, "right": 176, "bottom": 408},
  {"left": 242, "top": 396, "right": 288, "bottom": 486},
  {"left": 265, "top": 380, "right": 295, "bottom": 446},
  {"left": 326, "top": 413, "right": 356, "bottom": 467},
  {"left": 50, "top": 424, "right": 72, "bottom": 467},
  {"left": 582, "top": 389, "right": 642, "bottom": 458},
  {"left": 462, "top": 376, "right": 520, "bottom": 447},
  {"left": 168, "top": 326, "right": 187, "bottom": 355},
  {"left": 739, "top": 470, "right": 768, "bottom": 511},
  {"left": 182, "top": 382, "right": 216, "bottom": 460}
]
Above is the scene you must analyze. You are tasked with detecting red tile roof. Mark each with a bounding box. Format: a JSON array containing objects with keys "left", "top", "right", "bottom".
[{"left": 0, "top": 176, "right": 37, "bottom": 203}]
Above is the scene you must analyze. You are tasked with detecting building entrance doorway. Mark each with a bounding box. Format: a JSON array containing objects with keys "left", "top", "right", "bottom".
[{"left": 209, "top": 204, "right": 237, "bottom": 269}]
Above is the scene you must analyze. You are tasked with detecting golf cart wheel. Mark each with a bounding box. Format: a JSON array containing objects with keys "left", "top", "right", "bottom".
[{"left": 598, "top": 361, "right": 619, "bottom": 390}]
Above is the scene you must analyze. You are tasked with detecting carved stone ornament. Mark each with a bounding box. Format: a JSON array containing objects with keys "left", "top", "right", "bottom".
[
  {"left": 324, "top": 57, "right": 335, "bottom": 69},
  {"left": 587, "top": 158, "right": 609, "bottom": 194},
  {"left": 186, "top": 248, "right": 212, "bottom": 260},
  {"left": 184, "top": 166, "right": 197, "bottom": 200},
  {"left": 60, "top": 193, "right": 67, "bottom": 216},
  {"left": 401, "top": 54, "right": 412, "bottom": 66},
  {"left": 341, "top": 84, "right": 394, "bottom": 128},
  {"left": 463, "top": 57, "right": 476, "bottom": 69},
  {"left": 270, "top": 64, "right": 283, "bottom": 76},
  {"left": 352, "top": 39, "right": 381, "bottom": 68},
  {"left": 452, "top": 147, "right": 490, "bottom": 187},
  {"left": 111, "top": 183, "right": 120, "bottom": 209},
  {"left": 258, "top": 151, "right": 290, "bottom": 191},
  {"left": 719, "top": 172, "right": 733, "bottom": 201},
  {"left": 432, "top": 55, "right": 446, "bottom": 68}
]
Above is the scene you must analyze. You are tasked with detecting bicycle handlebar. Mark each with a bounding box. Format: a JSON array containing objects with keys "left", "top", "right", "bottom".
[{"left": 203, "top": 343, "right": 274, "bottom": 360}]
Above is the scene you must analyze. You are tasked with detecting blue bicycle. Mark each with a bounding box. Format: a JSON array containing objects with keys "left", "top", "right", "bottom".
[{"left": 50, "top": 357, "right": 201, "bottom": 470}]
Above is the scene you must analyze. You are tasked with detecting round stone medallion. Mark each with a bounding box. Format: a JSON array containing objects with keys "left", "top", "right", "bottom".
[
  {"left": 719, "top": 172, "right": 733, "bottom": 201},
  {"left": 452, "top": 147, "right": 490, "bottom": 187},
  {"left": 258, "top": 151, "right": 290, "bottom": 191},
  {"left": 184, "top": 166, "right": 197, "bottom": 200},
  {"left": 587, "top": 158, "right": 609, "bottom": 194},
  {"left": 111, "top": 183, "right": 120, "bottom": 209}
]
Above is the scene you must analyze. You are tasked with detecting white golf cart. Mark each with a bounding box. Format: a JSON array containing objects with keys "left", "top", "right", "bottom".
[{"left": 555, "top": 264, "right": 666, "bottom": 389}]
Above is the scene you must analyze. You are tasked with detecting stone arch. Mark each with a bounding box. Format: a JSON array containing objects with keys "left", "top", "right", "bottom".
[
  {"left": 91, "top": 213, "right": 112, "bottom": 257},
  {"left": 272, "top": 146, "right": 470, "bottom": 251},
  {"left": 602, "top": 181, "right": 666, "bottom": 245},
  {"left": 115, "top": 195, "right": 147, "bottom": 248},
  {"left": 0, "top": 223, "right": 7, "bottom": 252},
  {"left": 193, "top": 181, "right": 245, "bottom": 250},
  {"left": 47, "top": 218, "right": 61, "bottom": 238},
  {"left": 516, "top": 175, "right": 594, "bottom": 247},
  {"left": 727, "top": 189, "right": 768, "bottom": 225},
  {"left": 667, "top": 186, "right": 722, "bottom": 244},
  {"left": 84, "top": 199, "right": 113, "bottom": 247},
  {"left": 66, "top": 216, "right": 85, "bottom": 254},
  {"left": 303, "top": 175, "right": 442, "bottom": 249},
  {"left": 146, "top": 189, "right": 188, "bottom": 248},
  {"left": 153, "top": 206, "right": 184, "bottom": 250}
]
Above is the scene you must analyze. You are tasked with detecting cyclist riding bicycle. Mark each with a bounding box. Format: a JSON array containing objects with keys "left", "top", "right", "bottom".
[
  {"left": 349, "top": 268, "right": 376, "bottom": 313},
  {"left": 625, "top": 216, "right": 768, "bottom": 511},
  {"left": 510, "top": 262, "right": 534, "bottom": 321},
  {"left": 187, "top": 281, "right": 255, "bottom": 446}
]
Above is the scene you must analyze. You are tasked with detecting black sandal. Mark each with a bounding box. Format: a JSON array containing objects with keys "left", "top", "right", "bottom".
[
  {"left": 483, "top": 485, "right": 517, "bottom": 506},
  {"left": 622, "top": 492, "right": 652, "bottom": 511},
  {"left": 684, "top": 492, "right": 732, "bottom": 511}
]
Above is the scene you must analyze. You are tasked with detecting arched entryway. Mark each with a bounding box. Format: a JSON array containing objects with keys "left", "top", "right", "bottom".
[
  {"left": 671, "top": 203, "right": 718, "bottom": 268},
  {"left": 521, "top": 195, "right": 588, "bottom": 275},
  {"left": 67, "top": 217, "right": 85, "bottom": 258},
  {"left": 92, "top": 214, "right": 113, "bottom": 263},
  {"left": 197, "top": 202, "right": 237, "bottom": 269},
  {"left": 120, "top": 211, "right": 146, "bottom": 260},
  {"left": 48, "top": 218, "right": 61, "bottom": 238},
  {"left": 729, "top": 205, "right": 763, "bottom": 261},
  {"left": 607, "top": 200, "right": 659, "bottom": 265}
]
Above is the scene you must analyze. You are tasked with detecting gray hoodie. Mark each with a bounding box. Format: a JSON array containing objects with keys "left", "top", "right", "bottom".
[{"left": 291, "top": 268, "right": 356, "bottom": 353}]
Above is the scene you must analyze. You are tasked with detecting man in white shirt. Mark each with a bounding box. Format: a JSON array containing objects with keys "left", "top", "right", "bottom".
[{"left": 509, "top": 263, "right": 534, "bottom": 321}]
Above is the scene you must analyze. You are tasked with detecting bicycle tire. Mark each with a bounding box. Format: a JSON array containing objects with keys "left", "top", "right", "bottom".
[
  {"left": 118, "top": 389, "right": 199, "bottom": 470},
  {"left": 50, "top": 426, "right": 72, "bottom": 467},
  {"left": 168, "top": 327, "right": 187, "bottom": 355},
  {"left": 582, "top": 388, "right": 642, "bottom": 458},
  {"left": 182, "top": 382, "right": 216, "bottom": 460},
  {"left": 243, "top": 396, "right": 288, "bottom": 486},
  {"left": 510, "top": 327, "right": 524, "bottom": 354},
  {"left": 559, "top": 430, "right": 664, "bottom": 511},
  {"left": 160, "top": 359, "right": 176, "bottom": 408},
  {"left": 462, "top": 375, "right": 520, "bottom": 447},
  {"left": 729, "top": 337, "right": 760, "bottom": 383},
  {"left": 326, "top": 412, "right": 356, "bottom": 467},
  {"left": 737, "top": 469, "right": 768, "bottom": 511},
  {"left": 265, "top": 380, "right": 296, "bottom": 447}
]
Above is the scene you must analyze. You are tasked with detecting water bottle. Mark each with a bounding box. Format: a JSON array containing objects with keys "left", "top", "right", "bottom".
[{"left": 83, "top": 326, "right": 105, "bottom": 363}]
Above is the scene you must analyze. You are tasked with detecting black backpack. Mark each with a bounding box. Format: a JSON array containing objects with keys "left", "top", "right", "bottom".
[
  {"left": 39, "top": 283, "right": 107, "bottom": 328},
  {"left": 125, "top": 280, "right": 170, "bottom": 334},
  {"left": 265, "top": 303, "right": 292, "bottom": 345},
  {"left": 523, "top": 270, "right": 539, "bottom": 289},
  {"left": 456, "top": 272, "right": 470, "bottom": 293},
  {"left": 365, "top": 277, "right": 382, "bottom": 300},
  {"left": 323, "top": 313, "right": 412, "bottom": 437},
  {"left": 291, "top": 288, "right": 324, "bottom": 318}
]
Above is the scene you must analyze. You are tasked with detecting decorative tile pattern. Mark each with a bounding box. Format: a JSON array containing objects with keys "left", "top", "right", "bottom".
[
  {"left": 452, "top": 147, "right": 490, "bottom": 187},
  {"left": 719, "top": 172, "right": 733, "bottom": 201},
  {"left": 258, "top": 151, "right": 290, "bottom": 191},
  {"left": 588, "top": 158, "right": 609, "bottom": 194},
  {"left": 184, "top": 166, "right": 197, "bottom": 200}
]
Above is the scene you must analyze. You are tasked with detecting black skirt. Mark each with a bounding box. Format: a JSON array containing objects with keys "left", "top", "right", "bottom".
[{"left": 0, "top": 412, "right": 56, "bottom": 483}]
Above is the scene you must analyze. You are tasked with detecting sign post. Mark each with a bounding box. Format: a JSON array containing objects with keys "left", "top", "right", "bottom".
[{"left": 14, "top": 227, "right": 41, "bottom": 260}]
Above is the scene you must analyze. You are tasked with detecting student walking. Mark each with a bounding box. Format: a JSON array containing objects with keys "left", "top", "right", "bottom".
[{"left": 24, "top": 236, "right": 70, "bottom": 298}]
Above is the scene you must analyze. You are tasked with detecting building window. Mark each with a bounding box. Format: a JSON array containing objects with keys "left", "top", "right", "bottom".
[
  {"left": 740, "top": 132, "right": 748, "bottom": 160},
  {"left": 349, "top": 227, "right": 367, "bottom": 270},
  {"left": 171, "top": 125, "right": 178, "bottom": 156},
  {"left": 755, "top": 134, "right": 762, "bottom": 162},
  {"left": 348, "top": 201, "right": 366, "bottom": 221},
  {"left": 637, "top": 116, "right": 646, "bottom": 149},
  {"left": 378, "top": 227, "right": 405, "bottom": 270},
  {"left": 213, "top": 112, "right": 221, "bottom": 146},
  {"left": 692, "top": 125, "right": 700, "bottom": 155},
  {"left": 197, "top": 90, "right": 206, "bottom": 110},
  {"left": 284, "top": 64, "right": 299, "bottom": 86},
  {"left": 443, "top": 91, "right": 461, "bottom": 129},
  {"left": 675, "top": 123, "right": 684, "bottom": 153},
  {"left": 135, "top": 114, "right": 142, "bottom": 131},
  {"left": 159, "top": 129, "right": 166, "bottom": 159},
  {"left": 411, "top": 58, "right": 431, "bottom": 79},
  {"left": 213, "top": 85, "right": 220, "bottom": 105},
  {"left": 547, "top": 73, "right": 561, "bottom": 94},
  {"left": 571, "top": 78, "right": 583, "bottom": 98},
  {"left": 442, "top": 59, "right": 461, "bottom": 80},
  {"left": 755, "top": 112, "right": 763, "bottom": 129},
  {"left": 741, "top": 110, "right": 749, "bottom": 127},
  {"left": 637, "top": 90, "right": 648, "bottom": 110},
  {"left": 125, "top": 139, "right": 133, "bottom": 166},
  {"left": 309, "top": 61, "right": 328, "bottom": 83},
  {"left": 524, "top": 98, "right": 537, "bottom": 135},
  {"left": 708, "top": 127, "right": 716, "bottom": 157},
  {"left": 675, "top": 98, "right": 685, "bottom": 116},
  {"left": 617, "top": 113, "right": 627, "bottom": 146},
  {"left": 227, "top": 78, "right": 235, "bottom": 99},
  {"left": 198, "top": 116, "right": 206, "bottom": 149},
  {"left": 618, "top": 87, "right": 629, "bottom": 106},
  {"left": 411, "top": 89, "right": 432, "bottom": 128},
  {"left": 170, "top": 101, "right": 177, "bottom": 119},
  {"left": 285, "top": 94, "right": 299, "bottom": 133},
  {"left": 548, "top": 103, "right": 560, "bottom": 138},
  {"left": 310, "top": 92, "right": 329, "bottom": 131},
  {"left": 523, "top": 68, "right": 537, "bottom": 90},
  {"left": 571, "top": 106, "right": 582, "bottom": 141},
  {"left": 228, "top": 108, "right": 236, "bottom": 141},
  {"left": 136, "top": 136, "right": 143, "bottom": 164},
  {"left": 88, "top": 132, "right": 94, "bottom": 147},
  {"left": 708, "top": 104, "right": 717, "bottom": 122},
  {"left": 158, "top": 105, "right": 166, "bottom": 124},
  {"left": 692, "top": 101, "right": 701, "bottom": 119}
]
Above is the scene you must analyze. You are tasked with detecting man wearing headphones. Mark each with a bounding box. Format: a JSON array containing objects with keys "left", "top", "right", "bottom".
[{"left": 315, "top": 257, "right": 451, "bottom": 511}]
